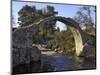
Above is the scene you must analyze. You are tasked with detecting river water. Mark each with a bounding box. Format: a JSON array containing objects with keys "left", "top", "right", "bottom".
[
  {"left": 13, "top": 54, "right": 96, "bottom": 74},
  {"left": 41, "top": 54, "right": 96, "bottom": 72}
]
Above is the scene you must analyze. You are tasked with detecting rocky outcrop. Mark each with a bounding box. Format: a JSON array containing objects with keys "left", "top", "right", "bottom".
[
  {"left": 12, "top": 46, "right": 41, "bottom": 67},
  {"left": 12, "top": 25, "right": 41, "bottom": 67}
]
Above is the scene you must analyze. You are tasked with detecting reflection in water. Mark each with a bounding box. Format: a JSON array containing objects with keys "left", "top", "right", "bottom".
[
  {"left": 43, "top": 55, "right": 96, "bottom": 72},
  {"left": 48, "top": 55, "right": 75, "bottom": 71},
  {"left": 13, "top": 55, "right": 96, "bottom": 74}
]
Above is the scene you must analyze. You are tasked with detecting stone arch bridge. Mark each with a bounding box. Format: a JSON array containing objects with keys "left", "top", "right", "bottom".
[{"left": 13, "top": 16, "right": 91, "bottom": 57}]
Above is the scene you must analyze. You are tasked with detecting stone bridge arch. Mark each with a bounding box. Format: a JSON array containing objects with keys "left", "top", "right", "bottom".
[
  {"left": 37, "top": 16, "right": 85, "bottom": 56},
  {"left": 13, "top": 16, "right": 90, "bottom": 56}
]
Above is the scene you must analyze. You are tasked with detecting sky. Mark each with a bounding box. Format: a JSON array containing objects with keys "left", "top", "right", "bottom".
[{"left": 12, "top": 1, "right": 96, "bottom": 31}]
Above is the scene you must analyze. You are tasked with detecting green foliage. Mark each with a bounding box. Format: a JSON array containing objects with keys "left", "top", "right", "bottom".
[
  {"left": 46, "top": 28, "right": 75, "bottom": 52},
  {"left": 18, "top": 5, "right": 58, "bottom": 27}
]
